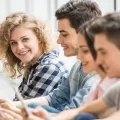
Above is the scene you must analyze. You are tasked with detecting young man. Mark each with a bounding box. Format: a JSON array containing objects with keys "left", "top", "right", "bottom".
[
  {"left": 48, "top": 12, "right": 120, "bottom": 120},
  {"left": 0, "top": 0, "right": 101, "bottom": 113}
]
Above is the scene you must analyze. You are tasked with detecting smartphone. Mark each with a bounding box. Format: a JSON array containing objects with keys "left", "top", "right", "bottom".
[{"left": 8, "top": 80, "right": 31, "bottom": 116}]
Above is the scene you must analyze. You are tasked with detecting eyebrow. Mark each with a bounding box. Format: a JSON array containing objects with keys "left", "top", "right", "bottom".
[
  {"left": 10, "top": 35, "right": 27, "bottom": 41},
  {"left": 20, "top": 35, "right": 27, "bottom": 39},
  {"left": 79, "top": 45, "right": 88, "bottom": 48},
  {"left": 58, "top": 30, "right": 68, "bottom": 33}
]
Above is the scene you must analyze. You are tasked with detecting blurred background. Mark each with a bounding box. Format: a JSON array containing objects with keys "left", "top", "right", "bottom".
[{"left": 0, "top": 0, "right": 119, "bottom": 100}]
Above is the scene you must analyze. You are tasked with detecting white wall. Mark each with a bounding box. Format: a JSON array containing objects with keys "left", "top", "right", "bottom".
[
  {"left": 94, "top": 0, "right": 114, "bottom": 15},
  {"left": 0, "top": 0, "right": 118, "bottom": 99}
]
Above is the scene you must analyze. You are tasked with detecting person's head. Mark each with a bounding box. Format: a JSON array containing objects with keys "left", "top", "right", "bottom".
[
  {"left": 77, "top": 31, "right": 96, "bottom": 73},
  {"left": 88, "top": 12, "right": 120, "bottom": 78},
  {"left": 0, "top": 12, "right": 54, "bottom": 78},
  {"left": 55, "top": 0, "right": 102, "bottom": 56},
  {"left": 78, "top": 19, "right": 106, "bottom": 78}
]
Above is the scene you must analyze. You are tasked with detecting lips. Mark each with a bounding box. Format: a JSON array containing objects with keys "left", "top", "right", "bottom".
[
  {"left": 82, "top": 62, "right": 88, "bottom": 66},
  {"left": 61, "top": 45, "right": 68, "bottom": 50},
  {"left": 18, "top": 50, "right": 29, "bottom": 56}
]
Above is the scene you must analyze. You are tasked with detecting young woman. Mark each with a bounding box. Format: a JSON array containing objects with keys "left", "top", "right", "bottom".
[{"left": 0, "top": 12, "right": 68, "bottom": 100}]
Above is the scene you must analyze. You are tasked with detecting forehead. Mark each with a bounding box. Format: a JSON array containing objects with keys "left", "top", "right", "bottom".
[
  {"left": 58, "top": 18, "right": 72, "bottom": 31},
  {"left": 94, "top": 33, "right": 118, "bottom": 51},
  {"left": 11, "top": 26, "right": 34, "bottom": 39},
  {"left": 94, "top": 33, "right": 109, "bottom": 49}
]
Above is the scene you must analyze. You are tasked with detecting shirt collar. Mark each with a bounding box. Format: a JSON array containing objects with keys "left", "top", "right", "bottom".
[
  {"left": 99, "top": 76, "right": 119, "bottom": 91},
  {"left": 32, "top": 49, "right": 59, "bottom": 68}
]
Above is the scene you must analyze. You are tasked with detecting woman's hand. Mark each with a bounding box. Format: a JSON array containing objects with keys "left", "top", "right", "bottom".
[
  {"left": 0, "top": 99, "right": 21, "bottom": 113},
  {"left": 0, "top": 108, "right": 23, "bottom": 120}
]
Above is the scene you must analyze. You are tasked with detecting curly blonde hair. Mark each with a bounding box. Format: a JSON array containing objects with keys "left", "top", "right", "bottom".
[{"left": 0, "top": 12, "right": 55, "bottom": 79}]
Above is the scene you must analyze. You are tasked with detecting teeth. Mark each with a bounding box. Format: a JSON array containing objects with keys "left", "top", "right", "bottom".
[
  {"left": 19, "top": 51, "right": 27, "bottom": 55},
  {"left": 63, "top": 47, "right": 68, "bottom": 49},
  {"left": 62, "top": 45, "right": 67, "bottom": 48}
]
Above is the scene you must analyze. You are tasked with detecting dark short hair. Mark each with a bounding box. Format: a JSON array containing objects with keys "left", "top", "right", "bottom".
[
  {"left": 78, "top": 18, "right": 105, "bottom": 72},
  {"left": 55, "top": 0, "right": 102, "bottom": 32},
  {"left": 88, "top": 12, "right": 120, "bottom": 49},
  {"left": 78, "top": 18, "right": 98, "bottom": 59}
]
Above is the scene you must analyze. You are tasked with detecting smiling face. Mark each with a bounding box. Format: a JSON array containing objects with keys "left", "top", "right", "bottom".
[
  {"left": 77, "top": 33, "right": 96, "bottom": 73},
  {"left": 10, "top": 26, "right": 42, "bottom": 65},
  {"left": 57, "top": 18, "right": 78, "bottom": 56},
  {"left": 95, "top": 33, "right": 120, "bottom": 78}
]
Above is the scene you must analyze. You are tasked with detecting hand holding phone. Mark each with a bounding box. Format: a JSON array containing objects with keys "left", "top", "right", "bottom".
[{"left": 6, "top": 80, "right": 31, "bottom": 116}]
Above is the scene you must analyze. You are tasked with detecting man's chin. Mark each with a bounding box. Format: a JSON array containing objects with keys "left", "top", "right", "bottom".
[{"left": 107, "top": 73, "right": 117, "bottom": 78}]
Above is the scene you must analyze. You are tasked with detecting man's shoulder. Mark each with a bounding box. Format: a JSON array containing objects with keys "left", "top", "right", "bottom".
[
  {"left": 105, "top": 81, "right": 120, "bottom": 94},
  {"left": 70, "top": 61, "right": 81, "bottom": 73},
  {"left": 69, "top": 61, "right": 87, "bottom": 83},
  {"left": 83, "top": 72, "right": 100, "bottom": 87}
]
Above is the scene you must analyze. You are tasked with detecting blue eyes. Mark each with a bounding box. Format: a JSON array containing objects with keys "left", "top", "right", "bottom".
[{"left": 10, "top": 38, "right": 29, "bottom": 46}]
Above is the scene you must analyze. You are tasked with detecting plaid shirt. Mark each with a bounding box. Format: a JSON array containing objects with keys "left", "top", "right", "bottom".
[{"left": 14, "top": 50, "right": 69, "bottom": 100}]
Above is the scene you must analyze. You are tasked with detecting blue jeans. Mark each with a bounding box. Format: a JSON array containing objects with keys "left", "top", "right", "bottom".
[
  {"left": 73, "top": 112, "right": 98, "bottom": 120},
  {"left": 28, "top": 103, "right": 60, "bottom": 113}
]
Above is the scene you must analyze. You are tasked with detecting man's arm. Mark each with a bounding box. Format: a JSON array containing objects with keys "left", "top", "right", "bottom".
[
  {"left": 52, "top": 98, "right": 109, "bottom": 120},
  {"left": 13, "top": 97, "right": 49, "bottom": 108},
  {"left": 100, "top": 111, "right": 120, "bottom": 120}
]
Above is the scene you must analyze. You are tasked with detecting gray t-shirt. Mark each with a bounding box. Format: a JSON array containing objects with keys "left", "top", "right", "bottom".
[{"left": 103, "top": 81, "right": 120, "bottom": 110}]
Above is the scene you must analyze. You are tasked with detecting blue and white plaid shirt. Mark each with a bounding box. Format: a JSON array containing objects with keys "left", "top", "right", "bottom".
[{"left": 14, "top": 50, "right": 69, "bottom": 100}]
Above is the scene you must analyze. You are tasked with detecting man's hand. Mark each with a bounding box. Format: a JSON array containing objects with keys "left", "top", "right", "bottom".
[
  {"left": 26, "top": 114, "right": 44, "bottom": 120},
  {"left": 22, "top": 107, "right": 49, "bottom": 120}
]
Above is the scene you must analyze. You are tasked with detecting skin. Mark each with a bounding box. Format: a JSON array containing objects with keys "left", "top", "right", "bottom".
[
  {"left": 10, "top": 26, "right": 43, "bottom": 65},
  {"left": 100, "top": 111, "right": 120, "bottom": 120},
  {"left": 51, "top": 98, "right": 109, "bottom": 120},
  {"left": 0, "top": 108, "right": 23, "bottom": 120},
  {"left": 57, "top": 18, "right": 78, "bottom": 56},
  {"left": 0, "top": 26, "right": 46, "bottom": 119},
  {"left": 0, "top": 18, "right": 79, "bottom": 110},
  {"left": 0, "top": 107, "right": 47, "bottom": 120},
  {"left": 77, "top": 33, "right": 96, "bottom": 73},
  {"left": 23, "top": 98, "right": 108, "bottom": 120},
  {"left": 95, "top": 33, "right": 120, "bottom": 78}
]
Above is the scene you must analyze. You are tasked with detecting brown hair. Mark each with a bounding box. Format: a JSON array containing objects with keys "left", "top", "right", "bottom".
[{"left": 55, "top": 0, "right": 102, "bottom": 32}]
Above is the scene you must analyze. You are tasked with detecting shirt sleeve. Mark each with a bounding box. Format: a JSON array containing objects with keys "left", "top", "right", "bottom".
[
  {"left": 14, "top": 62, "right": 68, "bottom": 100},
  {"left": 102, "top": 81, "right": 120, "bottom": 108},
  {"left": 45, "top": 75, "right": 70, "bottom": 110},
  {"left": 64, "top": 73, "right": 100, "bottom": 109},
  {"left": 33, "top": 63, "right": 64, "bottom": 95}
]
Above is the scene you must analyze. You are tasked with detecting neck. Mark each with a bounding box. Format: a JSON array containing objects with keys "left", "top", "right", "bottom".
[{"left": 96, "top": 68, "right": 106, "bottom": 80}]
